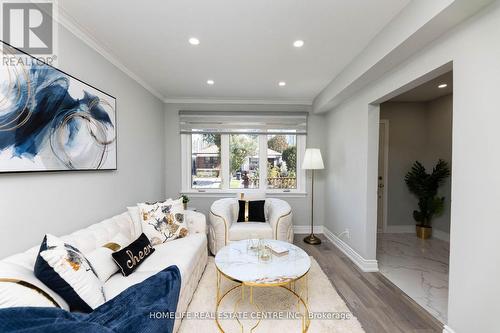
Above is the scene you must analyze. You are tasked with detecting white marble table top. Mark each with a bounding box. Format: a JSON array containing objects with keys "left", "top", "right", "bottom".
[{"left": 215, "top": 239, "right": 311, "bottom": 285}]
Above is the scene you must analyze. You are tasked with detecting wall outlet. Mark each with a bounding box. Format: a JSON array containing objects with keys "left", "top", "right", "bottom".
[{"left": 337, "top": 228, "right": 351, "bottom": 240}]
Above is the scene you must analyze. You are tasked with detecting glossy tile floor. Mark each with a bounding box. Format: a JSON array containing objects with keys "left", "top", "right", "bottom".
[
  {"left": 377, "top": 233, "right": 450, "bottom": 324},
  {"left": 296, "top": 234, "right": 442, "bottom": 332}
]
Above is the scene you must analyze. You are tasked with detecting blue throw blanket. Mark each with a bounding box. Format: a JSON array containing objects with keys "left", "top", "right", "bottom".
[{"left": 0, "top": 266, "right": 181, "bottom": 333}]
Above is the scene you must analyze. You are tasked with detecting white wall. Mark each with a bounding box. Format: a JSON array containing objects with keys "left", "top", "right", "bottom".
[
  {"left": 381, "top": 96, "right": 452, "bottom": 233},
  {"left": 427, "top": 95, "right": 453, "bottom": 233},
  {"left": 164, "top": 103, "right": 326, "bottom": 229},
  {"left": 0, "top": 25, "right": 165, "bottom": 257},
  {"left": 323, "top": 1, "right": 500, "bottom": 331},
  {"left": 381, "top": 102, "right": 429, "bottom": 228}
]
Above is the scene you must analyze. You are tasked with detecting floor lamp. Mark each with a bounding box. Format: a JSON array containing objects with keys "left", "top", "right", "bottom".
[{"left": 302, "top": 148, "right": 324, "bottom": 245}]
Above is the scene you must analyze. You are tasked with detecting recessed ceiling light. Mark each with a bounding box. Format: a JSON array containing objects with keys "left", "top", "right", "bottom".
[
  {"left": 188, "top": 37, "right": 200, "bottom": 45},
  {"left": 278, "top": 81, "right": 286, "bottom": 87},
  {"left": 293, "top": 40, "right": 304, "bottom": 48},
  {"left": 206, "top": 79, "right": 215, "bottom": 85},
  {"left": 438, "top": 83, "right": 448, "bottom": 89}
]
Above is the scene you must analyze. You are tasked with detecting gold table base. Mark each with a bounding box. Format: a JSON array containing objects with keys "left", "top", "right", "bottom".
[{"left": 215, "top": 269, "right": 310, "bottom": 333}]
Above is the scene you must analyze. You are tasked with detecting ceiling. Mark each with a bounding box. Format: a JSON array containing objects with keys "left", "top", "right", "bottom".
[
  {"left": 59, "top": 0, "right": 411, "bottom": 103},
  {"left": 390, "top": 71, "right": 453, "bottom": 102}
]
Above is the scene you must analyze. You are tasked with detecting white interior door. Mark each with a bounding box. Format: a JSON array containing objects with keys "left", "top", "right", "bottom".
[{"left": 377, "top": 120, "right": 388, "bottom": 232}]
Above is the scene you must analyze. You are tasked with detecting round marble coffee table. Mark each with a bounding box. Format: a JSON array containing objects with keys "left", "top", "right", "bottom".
[{"left": 214, "top": 239, "right": 311, "bottom": 332}]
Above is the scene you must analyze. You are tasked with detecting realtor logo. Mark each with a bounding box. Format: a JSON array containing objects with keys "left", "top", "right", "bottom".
[{"left": 2, "top": 1, "right": 53, "bottom": 54}]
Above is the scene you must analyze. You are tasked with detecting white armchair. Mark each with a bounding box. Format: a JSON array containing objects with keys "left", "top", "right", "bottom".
[{"left": 208, "top": 198, "right": 293, "bottom": 255}]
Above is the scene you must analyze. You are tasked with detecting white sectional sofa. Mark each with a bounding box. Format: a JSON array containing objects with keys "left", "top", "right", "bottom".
[{"left": 0, "top": 209, "right": 208, "bottom": 332}]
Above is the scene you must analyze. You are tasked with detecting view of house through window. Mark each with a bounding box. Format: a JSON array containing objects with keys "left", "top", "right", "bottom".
[
  {"left": 191, "top": 133, "right": 222, "bottom": 188},
  {"left": 267, "top": 134, "right": 297, "bottom": 189},
  {"left": 230, "top": 134, "right": 259, "bottom": 189},
  {"left": 185, "top": 132, "right": 304, "bottom": 192}
]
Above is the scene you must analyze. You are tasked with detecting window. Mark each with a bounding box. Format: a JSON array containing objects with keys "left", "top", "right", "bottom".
[
  {"left": 229, "top": 134, "right": 259, "bottom": 189},
  {"left": 267, "top": 134, "right": 297, "bottom": 189},
  {"left": 191, "top": 133, "right": 221, "bottom": 189},
  {"left": 180, "top": 111, "right": 307, "bottom": 194}
]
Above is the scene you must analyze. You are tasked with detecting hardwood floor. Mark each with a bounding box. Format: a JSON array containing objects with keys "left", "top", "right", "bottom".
[{"left": 294, "top": 234, "right": 443, "bottom": 333}]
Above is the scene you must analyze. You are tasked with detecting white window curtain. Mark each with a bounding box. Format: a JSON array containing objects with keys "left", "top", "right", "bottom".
[{"left": 179, "top": 111, "right": 308, "bottom": 135}]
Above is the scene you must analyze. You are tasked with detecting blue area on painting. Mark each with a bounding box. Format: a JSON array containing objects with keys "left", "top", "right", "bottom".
[{"left": 0, "top": 65, "right": 114, "bottom": 162}]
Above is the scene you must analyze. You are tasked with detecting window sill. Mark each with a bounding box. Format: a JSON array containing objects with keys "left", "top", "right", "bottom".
[{"left": 181, "top": 191, "right": 307, "bottom": 198}]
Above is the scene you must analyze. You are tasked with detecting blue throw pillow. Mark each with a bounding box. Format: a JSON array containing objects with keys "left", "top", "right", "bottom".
[{"left": 34, "top": 234, "right": 105, "bottom": 313}]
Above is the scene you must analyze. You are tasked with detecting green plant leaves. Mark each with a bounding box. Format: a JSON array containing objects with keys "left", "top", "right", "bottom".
[
  {"left": 405, "top": 159, "right": 450, "bottom": 226},
  {"left": 413, "top": 210, "right": 424, "bottom": 223}
]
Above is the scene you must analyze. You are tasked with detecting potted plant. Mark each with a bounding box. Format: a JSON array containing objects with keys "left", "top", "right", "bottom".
[
  {"left": 180, "top": 194, "right": 189, "bottom": 210},
  {"left": 404, "top": 159, "right": 450, "bottom": 239}
]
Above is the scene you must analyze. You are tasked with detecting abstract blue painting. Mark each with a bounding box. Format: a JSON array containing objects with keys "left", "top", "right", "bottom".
[{"left": 0, "top": 41, "right": 116, "bottom": 172}]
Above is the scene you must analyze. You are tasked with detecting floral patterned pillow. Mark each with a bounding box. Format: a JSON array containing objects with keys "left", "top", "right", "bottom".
[
  {"left": 137, "top": 198, "right": 188, "bottom": 246},
  {"left": 34, "top": 234, "right": 105, "bottom": 312}
]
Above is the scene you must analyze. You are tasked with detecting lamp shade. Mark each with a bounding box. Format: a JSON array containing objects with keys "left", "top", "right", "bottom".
[{"left": 302, "top": 148, "right": 324, "bottom": 170}]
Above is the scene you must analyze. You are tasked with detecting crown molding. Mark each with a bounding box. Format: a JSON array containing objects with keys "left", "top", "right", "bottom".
[
  {"left": 163, "top": 97, "right": 313, "bottom": 106},
  {"left": 312, "top": 0, "right": 495, "bottom": 113},
  {"left": 55, "top": 5, "right": 314, "bottom": 107},
  {"left": 55, "top": 5, "right": 166, "bottom": 101}
]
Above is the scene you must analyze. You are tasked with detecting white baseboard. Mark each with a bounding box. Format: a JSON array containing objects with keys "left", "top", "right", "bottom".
[
  {"left": 385, "top": 225, "right": 450, "bottom": 242},
  {"left": 322, "top": 226, "right": 379, "bottom": 272},
  {"left": 443, "top": 325, "right": 456, "bottom": 333},
  {"left": 294, "top": 224, "right": 378, "bottom": 272},
  {"left": 293, "top": 225, "right": 323, "bottom": 234}
]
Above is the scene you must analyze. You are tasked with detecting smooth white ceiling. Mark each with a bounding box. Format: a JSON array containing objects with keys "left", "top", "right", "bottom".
[{"left": 59, "top": 0, "right": 411, "bottom": 102}]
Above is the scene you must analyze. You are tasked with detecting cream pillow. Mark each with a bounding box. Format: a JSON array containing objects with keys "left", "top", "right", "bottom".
[
  {"left": 86, "top": 233, "right": 131, "bottom": 282},
  {"left": 0, "top": 262, "right": 69, "bottom": 309},
  {"left": 127, "top": 206, "right": 143, "bottom": 238},
  {"left": 137, "top": 198, "right": 188, "bottom": 246}
]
